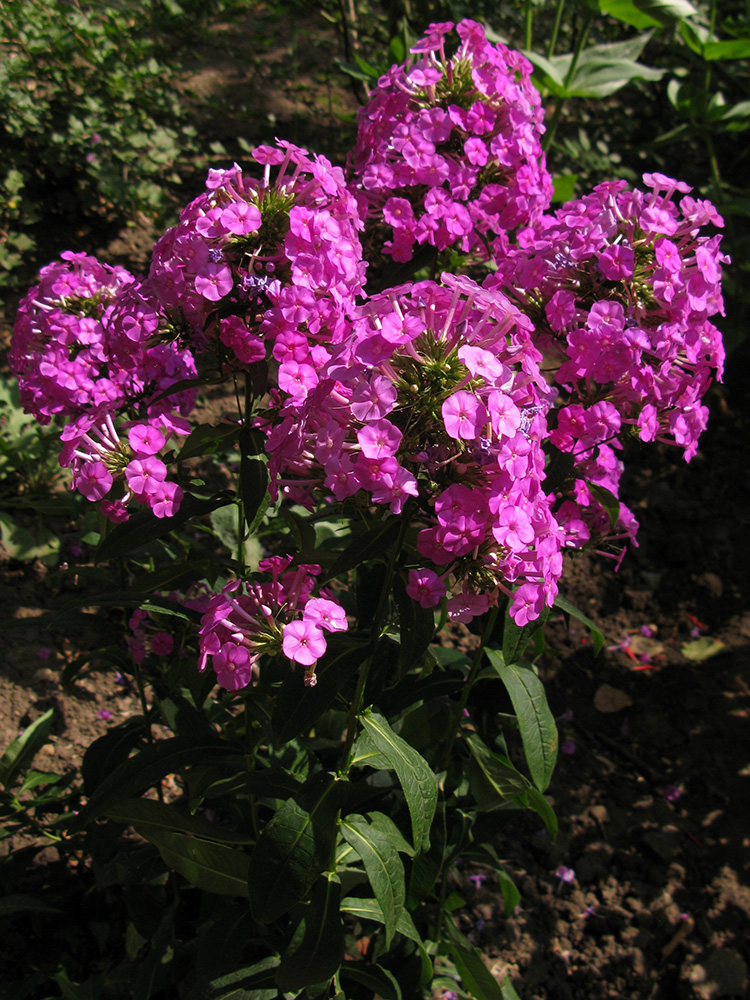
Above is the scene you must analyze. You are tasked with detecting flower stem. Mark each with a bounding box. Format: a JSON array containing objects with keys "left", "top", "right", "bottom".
[{"left": 439, "top": 604, "right": 500, "bottom": 771}]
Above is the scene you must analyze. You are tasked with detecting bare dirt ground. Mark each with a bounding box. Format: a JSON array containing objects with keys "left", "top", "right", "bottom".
[{"left": 1, "top": 6, "right": 748, "bottom": 998}]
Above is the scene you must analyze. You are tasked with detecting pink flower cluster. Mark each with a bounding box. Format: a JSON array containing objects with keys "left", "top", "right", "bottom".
[
  {"left": 9, "top": 20, "right": 727, "bottom": 675},
  {"left": 10, "top": 252, "right": 197, "bottom": 521},
  {"left": 349, "top": 19, "right": 552, "bottom": 262},
  {"left": 487, "top": 172, "right": 728, "bottom": 546},
  {"left": 260, "top": 274, "right": 566, "bottom": 626},
  {"left": 197, "top": 556, "right": 347, "bottom": 689}
]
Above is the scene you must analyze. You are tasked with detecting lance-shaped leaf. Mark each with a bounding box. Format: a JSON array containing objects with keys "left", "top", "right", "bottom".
[
  {"left": 601, "top": 0, "right": 696, "bottom": 30},
  {"left": 96, "top": 491, "right": 235, "bottom": 561},
  {"left": 360, "top": 712, "right": 437, "bottom": 854},
  {"left": 502, "top": 600, "right": 549, "bottom": 667},
  {"left": 276, "top": 873, "right": 344, "bottom": 991},
  {"left": 176, "top": 422, "right": 241, "bottom": 462},
  {"left": 105, "top": 799, "right": 254, "bottom": 844},
  {"left": 340, "top": 814, "right": 405, "bottom": 950},
  {"left": 443, "top": 914, "right": 505, "bottom": 1000},
  {"left": 134, "top": 827, "right": 251, "bottom": 897},
  {"left": 81, "top": 733, "right": 234, "bottom": 822},
  {"left": 341, "top": 897, "right": 433, "bottom": 985},
  {"left": 392, "top": 576, "right": 435, "bottom": 671},
  {"left": 248, "top": 772, "right": 341, "bottom": 923},
  {"left": 321, "top": 516, "right": 401, "bottom": 583},
  {"left": 340, "top": 964, "right": 402, "bottom": 1000},
  {"left": 464, "top": 734, "right": 530, "bottom": 809},
  {"left": 0, "top": 708, "right": 54, "bottom": 790},
  {"left": 484, "top": 651, "right": 558, "bottom": 792},
  {"left": 407, "top": 796, "right": 445, "bottom": 908},
  {"left": 184, "top": 956, "right": 279, "bottom": 1000},
  {"left": 553, "top": 593, "right": 605, "bottom": 654},
  {"left": 239, "top": 426, "right": 270, "bottom": 534}
]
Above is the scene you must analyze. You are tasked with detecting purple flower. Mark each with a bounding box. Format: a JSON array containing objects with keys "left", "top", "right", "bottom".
[
  {"left": 561, "top": 739, "right": 576, "bottom": 755},
  {"left": 555, "top": 865, "right": 576, "bottom": 885},
  {"left": 469, "top": 873, "right": 487, "bottom": 889}
]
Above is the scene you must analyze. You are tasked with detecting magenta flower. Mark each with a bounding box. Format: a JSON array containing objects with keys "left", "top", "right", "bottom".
[
  {"left": 442, "top": 391, "right": 488, "bottom": 440},
  {"left": 357, "top": 419, "right": 402, "bottom": 459},
  {"left": 128, "top": 424, "right": 166, "bottom": 456},
  {"left": 194, "top": 262, "right": 233, "bottom": 301},
  {"left": 303, "top": 598, "right": 348, "bottom": 633},
  {"left": 151, "top": 632, "right": 174, "bottom": 656},
  {"left": 406, "top": 568, "right": 445, "bottom": 608},
  {"left": 282, "top": 620, "right": 327, "bottom": 666}
]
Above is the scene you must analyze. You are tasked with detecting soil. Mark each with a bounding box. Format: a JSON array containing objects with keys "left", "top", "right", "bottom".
[{"left": 1, "top": 6, "right": 749, "bottom": 999}]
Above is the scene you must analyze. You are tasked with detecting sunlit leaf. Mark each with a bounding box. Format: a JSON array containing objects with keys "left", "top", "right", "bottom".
[
  {"left": 485, "top": 651, "right": 558, "bottom": 792},
  {"left": 360, "top": 712, "right": 437, "bottom": 853},
  {"left": 248, "top": 772, "right": 341, "bottom": 923}
]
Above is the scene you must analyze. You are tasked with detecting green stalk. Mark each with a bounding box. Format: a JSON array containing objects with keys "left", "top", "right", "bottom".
[
  {"left": 542, "top": 7, "right": 594, "bottom": 154},
  {"left": 338, "top": 514, "right": 411, "bottom": 775},
  {"left": 547, "top": 0, "right": 566, "bottom": 59},
  {"left": 439, "top": 604, "right": 500, "bottom": 772},
  {"left": 524, "top": 0, "right": 533, "bottom": 51}
]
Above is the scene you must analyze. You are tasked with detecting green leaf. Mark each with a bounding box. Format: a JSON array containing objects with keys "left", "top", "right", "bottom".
[
  {"left": 239, "top": 426, "right": 270, "bottom": 534},
  {"left": 0, "top": 709, "right": 54, "bottom": 789},
  {"left": 500, "top": 976, "right": 522, "bottom": 1000},
  {"left": 81, "top": 733, "right": 234, "bottom": 822},
  {"left": 484, "top": 651, "right": 558, "bottom": 792},
  {"left": 341, "top": 897, "right": 433, "bottom": 984},
  {"left": 134, "top": 826, "right": 251, "bottom": 896},
  {"left": 248, "top": 772, "right": 341, "bottom": 923},
  {"left": 176, "top": 423, "right": 240, "bottom": 462},
  {"left": 105, "top": 799, "right": 254, "bottom": 844},
  {"left": 586, "top": 480, "right": 621, "bottom": 532},
  {"left": 442, "top": 914, "right": 505, "bottom": 1000},
  {"left": 272, "top": 636, "right": 370, "bottom": 744},
  {"left": 407, "top": 797, "right": 446, "bottom": 907},
  {"left": 464, "top": 734, "right": 530, "bottom": 809},
  {"left": 184, "top": 957, "right": 279, "bottom": 1000},
  {"left": 322, "top": 516, "right": 402, "bottom": 583},
  {"left": 341, "top": 814, "right": 405, "bottom": 950},
  {"left": 392, "top": 575, "right": 435, "bottom": 670},
  {"left": 360, "top": 712, "right": 438, "bottom": 854},
  {"left": 502, "top": 600, "right": 549, "bottom": 666},
  {"left": 276, "top": 873, "right": 344, "bottom": 991},
  {"left": 600, "top": 0, "right": 696, "bottom": 28},
  {"left": 703, "top": 38, "right": 750, "bottom": 60},
  {"left": 340, "top": 964, "right": 402, "bottom": 1000},
  {"left": 551, "top": 174, "right": 578, "bottom": 203},
  {"left": 524, "top": 786, "right": 558, "bottom": 840},
  {"left": 96, "top": 491, "right": 235, "bottom": 561},
  {"left": 553, "top": 594, "right": 605, "bottom": 654},
  {"left": 0, "top": 894, "right": 62, "bottom": 917}
]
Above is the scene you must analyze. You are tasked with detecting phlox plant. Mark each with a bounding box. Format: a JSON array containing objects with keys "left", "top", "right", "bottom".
[{"left": 9, "top": 19, "right": 727, "bottom": 1000}]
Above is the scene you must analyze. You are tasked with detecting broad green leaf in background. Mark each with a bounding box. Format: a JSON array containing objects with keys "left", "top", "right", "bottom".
[
  {"left": 276, "top": 873, "right": 344, "bottom": 990},
  {"left": 526, "top": 33, "right": 663, "bottom": 99},
  {"left": 248, "top": 772, "right": 341, "bottom": 923},
  {"left": 340, "top": 897, "right": 433, "bottom": 985},
  {"left": 600, "top": 0, "right": 696, "bottom": 29},
  {"left": 184, "top": 957, "right": 280, "bottom": 1000},
  {"left": 0, "top": 894, "right": 62, "bottom": 917},
  {"left": 360, "top": 712, "right": 437, "bottom": 853},
  {"left": 485, "top": 650, "right": 558, "bottom": 792},
  {"left": 340, "top": 814, "right": 405, "bottom": 950}
]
